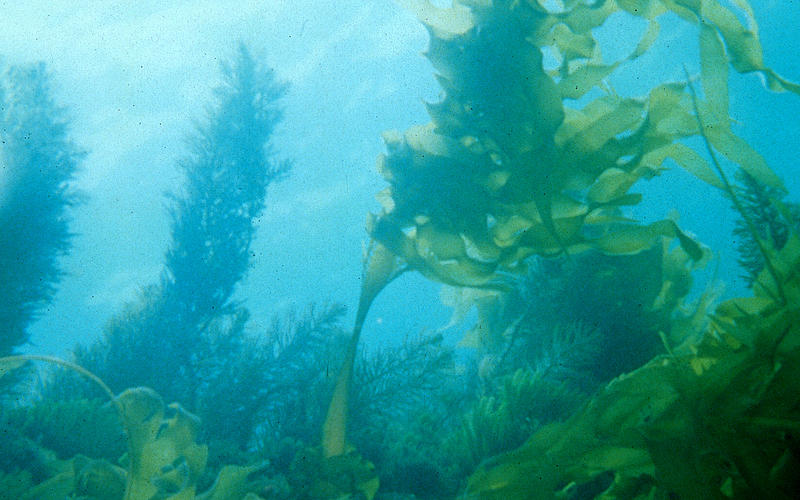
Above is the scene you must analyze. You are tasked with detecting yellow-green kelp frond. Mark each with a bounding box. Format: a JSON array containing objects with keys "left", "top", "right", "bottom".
[
  {"left": 373, "top": 0, "right": 797, "bottom": 290},
  {"left": 465, "top": 235, "right": 800, "bottom": 499}
]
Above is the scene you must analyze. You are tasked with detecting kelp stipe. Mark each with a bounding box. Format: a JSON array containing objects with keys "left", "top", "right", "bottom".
[
  {"left": 1, "top": 355, "right": 118, "bottom": 409},
  {"left": 322, "top": 242, "right": 404, "bottom": 458}
]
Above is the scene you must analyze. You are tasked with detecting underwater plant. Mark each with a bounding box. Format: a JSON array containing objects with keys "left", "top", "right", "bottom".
[
  {"left": 0, "top": 62, "right": 83, "bottom": 356},
  {"left": 63, "top": 43, "right": 289, "bottom": 404},
  {"left": 351, "top": 332, "right": 455, "bottom": 424},
  {"left": 2, "top": 397, "right": 125, "bottom": 463},
  {"left": 466, "top": 230, "right": 800, "bottom": 498},
  {"left": 1, "top": 356, "right": 275, "bottom": 499},
  {"left": 506, "top": 243, "right": 699, "bottom": 387},
  {"left": 348, "top": 333, "right": 464, "bottom": 497},
  {"left": 445, "top": 367, "right": 585, "bottom": 478},
  {"left": 323, "top": 0, "right": 800, "bottom": 463},
  {"left": 733, "top": 170, "right": 800, "bottom": 287},
  {"left": 251, "top": 304, "right": 349, "bottom": 457}
]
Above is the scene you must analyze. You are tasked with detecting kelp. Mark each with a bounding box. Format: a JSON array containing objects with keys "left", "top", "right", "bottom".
[
  {"left": 370, "top": 0, "right": 799, "bottom": 290},
  {"left": 465, "top": 234, "right": 800, "bottom": 499},
  {"left": 373, "top": 0, "right": 712, "bottom": 290},
  {"left": 0, "top": 357, "right": 274, "bottom": 500},
  {"left": 323, "top": 0, "right": 798, "bottom": 465},
  {"left": 321, "top": 242, "right": 403, "bottom": 460}
]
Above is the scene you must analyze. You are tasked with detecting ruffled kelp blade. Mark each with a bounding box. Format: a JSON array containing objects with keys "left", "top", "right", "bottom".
[{"left": 370, "top": 0, "right": 796, "bottom": 296}]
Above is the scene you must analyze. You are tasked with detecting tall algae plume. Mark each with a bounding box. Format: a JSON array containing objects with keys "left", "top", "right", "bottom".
[{"left": 323, "top": 0, "right": 800, "bottom": 497}]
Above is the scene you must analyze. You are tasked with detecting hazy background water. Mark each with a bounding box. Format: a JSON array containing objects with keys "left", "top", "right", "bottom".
[{"left": 1, "top": 0, "right": 797, "bottom": 357}]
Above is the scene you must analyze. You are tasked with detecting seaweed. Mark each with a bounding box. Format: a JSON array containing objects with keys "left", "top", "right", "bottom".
[
  {"left": 3, "top": 398, "right": 125, "bottom": 463},
  {"left": 0, "top": 357, "right": 275, "bottom": 500},
  {"left": 68, "top": 44, "right": 289, "bottom": 405},
  {"left": 465, "top": 235, "right": 800, "bottom": 498},
  {"left": 445, "top": 367, "right": 585, "bottom": 478},
  {"left": 733, "top": 171, "right": 800, "bottom": 287},
  {"left": 3, "top": 1, "right": 799, "bottom": 498},
  {"left": 323, "top": 0, "right": 800, "bottom": 458},
  {"left": 0, "top": 63, "right": 83, "bottom": 356},
  {"left": 352, "top": 333, "right": 455, "bottom": 422},
  {"left": 253, "top": 304, "right": 349, "bottom": 455},
  {"left": 333, "top": 0, "right": 799, "bottom": 497},
  {"left": 349, "top": 333, "right": 465, "bottom": 498},
  {"left": 364, "top": 0, "right": 798, "bottom": 313}
]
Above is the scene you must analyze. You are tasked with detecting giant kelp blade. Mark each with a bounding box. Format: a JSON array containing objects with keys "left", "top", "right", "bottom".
[
  {"left": 557, "top": 63, "right": 618, "bottom": 99},
  {"left": 116, "top": 388, "right": 208, "bottom": 500},
  {"left": 592, "top": 220, "right": 703, "bottom": 259},
  {"left": 398, "top": 0, "right": 473, "bottom": 39},
  {"left": 197, "top": 463, "right": 268, "bottom": 500},
  {"left": 699, "top": 24, "right": 729, "bottom": 123},
  {"left": 705, "top": 126, "right": 785, "bottom": 191},
  {"left": 668, "top": 0, "right": 800, "bottom": 96},
  {"left": 659, "top": 143, "right": 725, "bottom": 190}
]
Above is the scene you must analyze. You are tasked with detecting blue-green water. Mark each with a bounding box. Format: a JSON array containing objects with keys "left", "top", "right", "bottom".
[{"left": 1, "top": 1, "right": 799, "bottom": 498}]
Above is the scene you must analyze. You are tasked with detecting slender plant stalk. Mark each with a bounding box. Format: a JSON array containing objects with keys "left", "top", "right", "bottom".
[
  {"left": 0, "top": 354, "right": 117, "bottom": 404},
  {"left": 683, "top": 66, "right": 787, "bottom": 305}
]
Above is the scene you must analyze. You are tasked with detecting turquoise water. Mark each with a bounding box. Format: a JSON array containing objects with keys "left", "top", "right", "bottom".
[{"left": 1, "top": 1, "right": 799, "bottom": 498}]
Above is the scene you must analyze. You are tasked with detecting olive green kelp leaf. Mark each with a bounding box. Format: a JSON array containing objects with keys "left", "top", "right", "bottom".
[
  {"left": 373, "top": 0, "right": 797, "bottom": 291},
  {"left": 465, "top": 236, "right": 800, "bottom": 499},
  {"left": 116, "top": 387, "right": 209, "bottom": 500},
  {"left": 18, "top": 455, "right": 126, "bottom": 500},
  {"left": 197, "top": 463, "right": 270, "bottom": 500},
  {"left": 119, "top": 387, "right": 272, "bottom": 500}
]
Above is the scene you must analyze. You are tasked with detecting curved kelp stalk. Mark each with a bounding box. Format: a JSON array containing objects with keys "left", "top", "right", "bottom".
[
  {"left": 322, "top": 242, "right": 405, "bottom": 458},
  {"left": 1, "top": 355, "right": 117, "bottom": 405}
]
